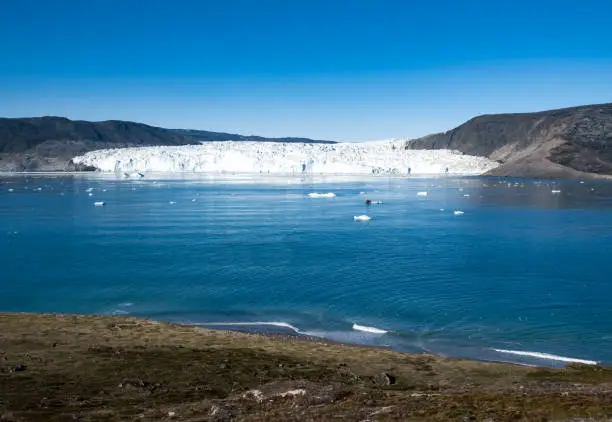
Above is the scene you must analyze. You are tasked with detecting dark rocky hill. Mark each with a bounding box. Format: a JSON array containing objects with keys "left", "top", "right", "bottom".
[
  {"left": 0, "top": 117, "right": 334, "bottom": 171},
  {"left": 406, "top": 103, "right": 612, "bottom": 178}
]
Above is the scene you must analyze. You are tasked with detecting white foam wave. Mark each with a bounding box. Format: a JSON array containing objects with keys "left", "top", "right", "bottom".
[
  {"left": 193, "top": 321, "right": 304, "bottom": 335},
  {"left": 493, "top": 349, "right": 598, "bottom": 365},
  {"left": 352, "top": 323, "right": 388, "bottom": 334}
]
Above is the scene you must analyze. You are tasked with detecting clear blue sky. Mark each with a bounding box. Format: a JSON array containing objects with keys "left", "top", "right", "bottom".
[{"left": 1, "top": 0, "right": 612, "bottom": 141}]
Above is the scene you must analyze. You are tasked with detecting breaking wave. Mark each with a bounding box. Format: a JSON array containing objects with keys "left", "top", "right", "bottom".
[
  {"left": 352, "top": 323, "right": 388, "bottom": 334},
  {"left": 493, "top": 349, "right": 598, "bottom": 365}
]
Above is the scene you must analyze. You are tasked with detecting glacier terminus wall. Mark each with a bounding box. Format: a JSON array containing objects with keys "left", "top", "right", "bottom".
[{"left": 72, "top": 140, "right": 499, "bottom": 176}]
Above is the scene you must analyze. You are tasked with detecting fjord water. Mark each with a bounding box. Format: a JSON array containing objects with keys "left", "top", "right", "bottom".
[{"left": 2, "top": 174, "right": 612, "bottom": 367}]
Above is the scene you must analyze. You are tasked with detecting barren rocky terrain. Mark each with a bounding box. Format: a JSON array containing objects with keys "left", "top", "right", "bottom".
[{"left": 1, "top": 313, "right": 612, "bottom": 421}]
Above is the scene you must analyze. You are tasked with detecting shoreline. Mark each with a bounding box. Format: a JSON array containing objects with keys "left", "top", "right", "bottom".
[{"left": 2, "top": 312, "right": 612, "bottom": 420}]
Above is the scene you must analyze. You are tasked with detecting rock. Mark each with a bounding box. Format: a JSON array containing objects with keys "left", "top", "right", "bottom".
[
  {"left": 375, "top": 372, "right": 396, "bottom": 386},
  {"left": 10, "top": 364, "right": 27, "bottom": 373}
]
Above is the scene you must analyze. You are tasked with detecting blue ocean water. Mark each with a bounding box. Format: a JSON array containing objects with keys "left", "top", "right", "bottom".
[{"left": 2, "top": 173, "right": 612, "bottom": 367}]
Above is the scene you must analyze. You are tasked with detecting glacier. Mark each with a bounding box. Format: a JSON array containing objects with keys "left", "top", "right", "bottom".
[{"left": 72, "top": 140, "right": 498, "bottom": 176}]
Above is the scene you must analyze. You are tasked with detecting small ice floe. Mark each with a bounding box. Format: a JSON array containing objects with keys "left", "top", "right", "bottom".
[
  {"left": 453, "top": 210, "right": 464, "bottom": 215},
  {"left": 8, "top": 188, "right": 14, "bottom": 192},
  {"left": 580, "top": 181, "right": 585, "bottom": 184},
  {"left": 353, "top": 215, "right": 372, "bottom": 221},
  {"left": 94, "top": 201, "right": 105, "bottom": 206},
  {"left": 463, "top": 194, "right": 470, "bottom": 198},
  {"left": 85, "top": 188, "right": 94, "bottom": 193},
  {"left": 36, "top": 187, "right": 42, "bottom": 191},
  {"left": 416, "top": 191, "right": 428, "bottom": 197},
  {"left": 440, "top": 208, "right": 445, "bottom": 211},
  {"left": 359, "top": 191, "right": 366, "bottom": 195},
  {"left": 192, "top": 198, "right": 196, "bottom": 202},
  {"left": 169, "top": 201, "right": 176, "bottom": 205},
  {"left": 88, "top": 192, "right": 93, "bottom": 196},
  {"left": 102, "top": 189, "right": 107, "bottom": 192},
  {"left": 352, "top": 323, "right": 388, "bottom": 334},
  {"left": 551, "top": 190, "right": 561, "bottom": 194},
  {"left": 308, "top": 192, "right": 336, "bottom": 198}
]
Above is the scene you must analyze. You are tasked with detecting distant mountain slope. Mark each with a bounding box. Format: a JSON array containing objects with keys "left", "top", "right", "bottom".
[
  {"left": 173, "top": 129, "right": 336, "bottom": 144},
  {"left": 0, "top": 116, "right": 334, "bottom": 171},
  {"left": 405, "top": 103, "right": 612, "bottom": 178}
]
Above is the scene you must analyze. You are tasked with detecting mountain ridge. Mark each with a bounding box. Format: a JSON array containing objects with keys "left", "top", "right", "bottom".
[
  {"left": 405, "top": 102, "right": 612, "bottom": 178},
  {"left": 0, "top": 116, "right": 335, "bottom": 171}
]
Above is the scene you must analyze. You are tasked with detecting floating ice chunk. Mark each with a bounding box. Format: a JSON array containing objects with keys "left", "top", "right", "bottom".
[
  {"left": 36, "top": 187, "right": 42, "bottom": 191},
  {"left": 85, "top": 188, "right": 94, "bottom": 193},
  {"left": 192, "top": 198, "right": 196, "bottom": 202},
  {"left": 580, "top": 181, "right": 585, "bottom": 184},
  {"left": 416, "top": 191, "right": 428, "bottom": 197},
  {"left": 551, "top": 190, "right": 561, "bottom": 194},
  {"left": 359, "top": 192, "right": 366, "bottom": 195},
  {"left": 169, "top": 201, "right": 177, "bottom": 205},
  {"left": 440, "top": 208, "right": 445, "bottom": 211},
  {"left": 8, "top": 188, "right": 14, "bottom": 192},
  {"left": 308, "top": 192, "right": 336, "bottom": 198},
  {"left": 453, "top": 210, "right": 464, "bottom": 215},
  {"left": 353, "top": 215, "right": 372, "bottom": 221},
  {"left": 463, "top": 194, "right": 470, "bottom": 198},
  {"left": 94, "top": 201, "right": 105, "bottom": 206},
  {"left": 88, "top": 193, "right": 93, "bottom": 196},
  {"left": 352, "top": 323, "right": 388, "bottom": 334}
]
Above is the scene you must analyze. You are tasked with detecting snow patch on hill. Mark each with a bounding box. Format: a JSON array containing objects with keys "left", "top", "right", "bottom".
[{"left": 72, "top": 140, "right": 498, "bottom": 175}]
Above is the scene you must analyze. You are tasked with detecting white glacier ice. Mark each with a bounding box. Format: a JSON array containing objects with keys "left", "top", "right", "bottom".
[{"left": 72, "top": 140, "right": 498, "bottom": 176}]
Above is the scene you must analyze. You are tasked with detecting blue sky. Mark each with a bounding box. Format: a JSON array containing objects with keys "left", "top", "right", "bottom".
[{"left": 1, "top": 0, "right": 612, "bottom": 141}]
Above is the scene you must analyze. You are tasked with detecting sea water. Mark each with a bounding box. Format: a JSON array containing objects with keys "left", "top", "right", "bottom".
[{"left": 1, "top": 173, "right": 612, "bottom": 367}]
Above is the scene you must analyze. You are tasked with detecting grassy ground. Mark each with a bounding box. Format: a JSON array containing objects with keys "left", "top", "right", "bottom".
[{"left": 1, "top": 313, "right": 612, "bottom": 421}]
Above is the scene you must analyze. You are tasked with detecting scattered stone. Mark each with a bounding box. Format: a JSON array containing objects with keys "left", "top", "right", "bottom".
[
  {"left": 375, "top": 372, "right": 396, "bottom": 386},
  {"left": 10, "top": 364, "right": 27, "bottom": 373}
]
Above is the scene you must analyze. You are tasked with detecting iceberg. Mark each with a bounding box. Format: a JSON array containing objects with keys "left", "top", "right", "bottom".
[
  {"left": 307, "top": 192, "right": 336, "bottom": 198},
  {"left": 72, "top": 140, "right": 499, "bottom": 176}
]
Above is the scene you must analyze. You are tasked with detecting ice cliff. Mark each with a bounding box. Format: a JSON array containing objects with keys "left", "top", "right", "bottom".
[{"left": 72, "top": 140, "right": 498, "bottom": 175}]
